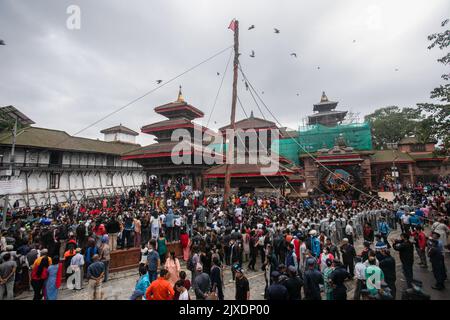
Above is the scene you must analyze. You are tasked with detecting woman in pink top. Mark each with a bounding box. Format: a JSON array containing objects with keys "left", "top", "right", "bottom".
[{"left": 164, "top": 251, "right": 181, "bottom": 286}]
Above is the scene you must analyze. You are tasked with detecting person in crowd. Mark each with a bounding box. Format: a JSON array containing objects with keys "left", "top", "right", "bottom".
[
  {"left": 379, "top": 248, "right": 396, "bottom": 299},
  {"left": 134, "top": 215, "right": 142, "bottom": 248},
  {"left": 393, "top": 233, "right": 414, "bottom": 289},
  {"left": 340, "top": 238, "right": 356, "bottom": 279},
  {"left": 174, "top": 279, "right": 190, "bottom": 300},
  {"left": 329, "top": 260, "right": 351, "bottom": 300},
  {"left": 0, "top": 252, "right": 17, "bottom": 300},
  {"left": 157, "top": 232, "right": 168, "bottom": 265},
  {"left": 146, "top": 239, "right": 160, "bottom": 284},
  {"left": 44, "top": 256, "right": 62, "bottom": 300},
  {"left": 193, "top": 264, "right": 211, "bottom": 300},
  {"left": 31, "top": 254, "right": 50, "bottom": 300},
  {"left": 210, "top": 256, "right": 224, "bottom": 300},
  {"left": 353, "top": 256, "right": 366, "bottom": 300},
  {"left": 284, "top": 265, "right": 303, "bottom": 300},
  {"left": 86, "top": 254, "right": 105, "bottom": 300},
  {"left": 99, "top": 235, "right": 111, "bottom": 282},
  {"left": 180, "top": 229, "right": 190, "bottom": 262},
  {"left": 130, "top": 264, "right": 150, "bottom": 300},
  {"left": 165, "top": 251, "right": 181, "bottom": 286},
  {"left": 377, "top": 217, "right": 391, "bottom": 249},
  {"left": 365, "top": 256, "right": 384, "bottom": 297},
  {"left": 234, "top": 265, "right": 250, "bottom": 300},
  {"left": 69, "top": 248, "right": 85, "bottom": 290},
  {"left": 145, "top": 269, "right": 174, "bottom": 300},
  {"left": 411, "top": 226, "right": 428, "bottom": 268},
  {"left": 428, "top": 232, "right": 447, "bottom": 290},
  {"left": 303, "top": 258, "right": 324, "bottom": 300}
]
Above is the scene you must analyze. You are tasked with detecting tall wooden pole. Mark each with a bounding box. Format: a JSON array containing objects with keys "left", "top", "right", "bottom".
[{"left": 223, "top": 20, "right": 239, "bottom": 211}]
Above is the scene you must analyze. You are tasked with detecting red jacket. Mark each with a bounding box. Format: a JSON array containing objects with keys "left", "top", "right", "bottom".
[
  {"left": 417, "top": 231, "right": 427, "bottom": 250},
  {"left": 180, "top": 233, "right": 189, "bottom": 248}
]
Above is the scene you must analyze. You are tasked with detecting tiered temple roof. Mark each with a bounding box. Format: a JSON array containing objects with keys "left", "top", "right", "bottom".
[{"left": 308, "top": 92, "right": 348, "bottom": 126}]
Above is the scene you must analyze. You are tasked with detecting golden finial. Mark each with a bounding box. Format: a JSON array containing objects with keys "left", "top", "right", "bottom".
[
  {"left": 177, "top": 85, "right": 185, "bottom": 102},
  {"left": 320, "top": 91, "right": 329, "bottom": 103}
]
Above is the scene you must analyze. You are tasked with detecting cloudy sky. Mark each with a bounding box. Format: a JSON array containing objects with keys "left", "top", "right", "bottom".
[{"left": 0, "top": 0, "right": 448, "bottom": 146}]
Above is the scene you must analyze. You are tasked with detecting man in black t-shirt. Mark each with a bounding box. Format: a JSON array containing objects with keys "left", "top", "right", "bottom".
[{"left": 234, "top": 266, "right": 250, "bottom": 300}]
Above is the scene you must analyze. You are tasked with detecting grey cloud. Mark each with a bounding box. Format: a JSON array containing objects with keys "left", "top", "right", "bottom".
[{"left": 0, "top": 0, "right": 448, "bottom": 146}]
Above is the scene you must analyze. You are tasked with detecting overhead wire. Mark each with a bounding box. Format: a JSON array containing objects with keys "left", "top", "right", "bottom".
[
  {"left": 206, "top": 48, "right": 234, "bottom": 128},
  {"left": 53, "top": 45, "right": 234, "bottom": 148},
  {"left": 238, "top": 63, "right": 381, "bottom": 205},
  {"left": 236, "top": 94, "right": 302, "bottom": 201}
]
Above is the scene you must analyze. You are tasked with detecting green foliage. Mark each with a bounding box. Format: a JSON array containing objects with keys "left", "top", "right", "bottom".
[
  {"left": 417, "top": 18, "right": 450, "bottom": 154},
  {"left": 364, "top": 106, "right": 423, "bottom": 149}
]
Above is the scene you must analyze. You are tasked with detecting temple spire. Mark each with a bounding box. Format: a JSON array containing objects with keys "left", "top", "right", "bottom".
[
  {"left": 177, "top": 85, "right": 185, "bottom": 102},
  {"left": 250, "top": 110, "right": 254, "bottom": 118},
  {"left": 320, "top": 91, "right": 328, "bottom": 103}
]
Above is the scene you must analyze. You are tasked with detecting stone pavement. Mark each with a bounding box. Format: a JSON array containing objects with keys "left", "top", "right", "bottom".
[{"left": 15, "top": 229, "right": 450, "bottom": 300}]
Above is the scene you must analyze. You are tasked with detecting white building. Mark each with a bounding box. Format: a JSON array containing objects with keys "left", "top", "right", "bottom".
[{"left": 0, "top": 122, "right": 145, "bottom": 208}]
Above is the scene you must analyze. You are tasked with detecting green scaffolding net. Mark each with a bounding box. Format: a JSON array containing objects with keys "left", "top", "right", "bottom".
[{"left": 272, "top": 123, "right": 373, "bottom": 165}]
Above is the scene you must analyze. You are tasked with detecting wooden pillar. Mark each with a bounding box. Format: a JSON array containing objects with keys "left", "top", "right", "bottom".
[
  {"left": 80, "top": 172, "right": 87, "bottom": 200},
  {"left": 47, "top": 171, "right": 51, "bottom": 205},
  {"left": 67, "top": 172, "right": 72, "bottom": 202},
  {"left": 408, "top": 163, "right": 414, "bottom": 185},
  {"left": 25, "top": 171, "right": 30, "bottom": 207}
]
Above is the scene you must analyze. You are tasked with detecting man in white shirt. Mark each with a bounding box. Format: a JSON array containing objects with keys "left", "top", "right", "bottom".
[
  {"left": 353, "top": 256, "right": 366, "bottom": 300},
  {"left": 69, "top": 248, "right": 85, "bottom": 290},
  {"left": 345, "top": 221, "right": 354, "bottom": 245}
]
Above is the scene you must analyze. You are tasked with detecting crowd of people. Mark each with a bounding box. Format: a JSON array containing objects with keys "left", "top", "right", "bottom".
[{"left": 0, "top": 176, "right": 449, "bottom": 300}]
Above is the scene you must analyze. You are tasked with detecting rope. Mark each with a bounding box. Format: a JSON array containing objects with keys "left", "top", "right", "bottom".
[
  {"left": 53, "top": 45, "right": 234, "bottom": 148},
  {"left": 238, "top": 64, "right": 381, "bottom": 205},
  {"left": 206, "top": 48, "right": 234, "bottom": 128}
]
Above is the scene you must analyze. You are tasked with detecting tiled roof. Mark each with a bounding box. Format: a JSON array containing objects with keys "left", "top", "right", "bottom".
[
  {"left": 219, "top": 114, "right": 277, "bottom": 131},
  {"left": 399, "top": 136, "right": 437, "bottom": 145},
  {"left": 370, "top": 150, "right": 414, "bottom": 163},
  {"left": 0, "top": 127, "right": 141, "bottom": 155},
  {"left": 121, "top": 141, "right": 187, "bottom": 156},
  {"left": 100, "top": 124, "right": 139, "bottom": 136},
  {"left": 409, "top": 152, "right": 445, "bottom": 160},
  {"left": 204, "top": 163, "right": 293, "bottom": 176},
  {"left": 154, "top": 101, "right": 204, "bottom": 118},
  {"left": 141, "top": 118, "right": 193, "bottom": 132}
]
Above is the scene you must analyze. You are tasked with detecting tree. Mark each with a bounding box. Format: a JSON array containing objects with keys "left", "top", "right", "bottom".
[
  {"left": 417, "top": 18, "right": 450, "bottom": 154},
  {"left": 364, "top": 106, "right": 422, "bottom": 149}
]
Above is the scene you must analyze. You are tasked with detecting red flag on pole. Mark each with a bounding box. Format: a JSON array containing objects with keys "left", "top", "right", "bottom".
[{"left": 228, "top": 19, "right": 237, "bottom": 32}]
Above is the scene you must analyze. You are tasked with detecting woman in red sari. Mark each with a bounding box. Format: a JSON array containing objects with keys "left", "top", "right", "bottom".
[{"left": 180, "top": 228, "right": 190, "bottom": 262}]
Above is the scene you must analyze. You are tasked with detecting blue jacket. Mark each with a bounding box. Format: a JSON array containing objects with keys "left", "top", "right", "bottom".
[
  {"left": 135, "top": 274, "right": 150, "bottom": 294},
  {"left": 165, "top": 210, "right": 174, "bottom": 228},
  {"left": 409, "top": 215, "right": 421, "bottom": 226},
  {"left": 378, "top": 221, "right": 390, "bottom": 235},
  {"left": 311, "top": 237, "right": 321, "bottom": 258}
]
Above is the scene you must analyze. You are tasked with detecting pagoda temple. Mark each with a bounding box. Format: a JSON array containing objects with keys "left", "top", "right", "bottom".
[
  {"left": 122, "top": 87, "right": 211, "bottom": 189},
  {"left": 308, "top": 92, "right": 348, "bottom": 126},
  {"left": 203, "top": 112, "right": 302, "bottom": 195}
]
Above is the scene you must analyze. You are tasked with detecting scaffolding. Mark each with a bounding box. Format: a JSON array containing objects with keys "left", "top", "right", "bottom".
[{"left": 273, "top": 122, "right": 373, "bottom": 163}]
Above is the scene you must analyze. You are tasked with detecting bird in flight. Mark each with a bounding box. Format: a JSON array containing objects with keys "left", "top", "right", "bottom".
[
  {"left": 248, "top": 25, "right": 255, "bottom": 30},
  {"left": 353, "top": 39, "right": 356, "bottom": 43},
  {"left": 317, "top": 66, "right": 321, "bottom": 70},
  {"left": 290, "top": 53, "right": 297, "bottom": 58},
  {"left": 395, "top": 68, "right": 399, "bottom": 72},
  {"left": 217, "top": 72, "right": 220, "bottom": 76},
  {"left": 296, "top": 93, "right": 300, "bottom": 96},
  {"left": 274, "top": 28, "right": 280, "bottom": 34},
  {"left": 249, "top": 50, "right": 255, "bottom": 58},
  {"left": 0, "top": 40, "right": 5, "bottom": 45},
  {"left": 262, "top": 91, "right": 265, "bottom": 95},
  {"left": 156, "top": 80, "right": 163, "bottom": 84}
]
